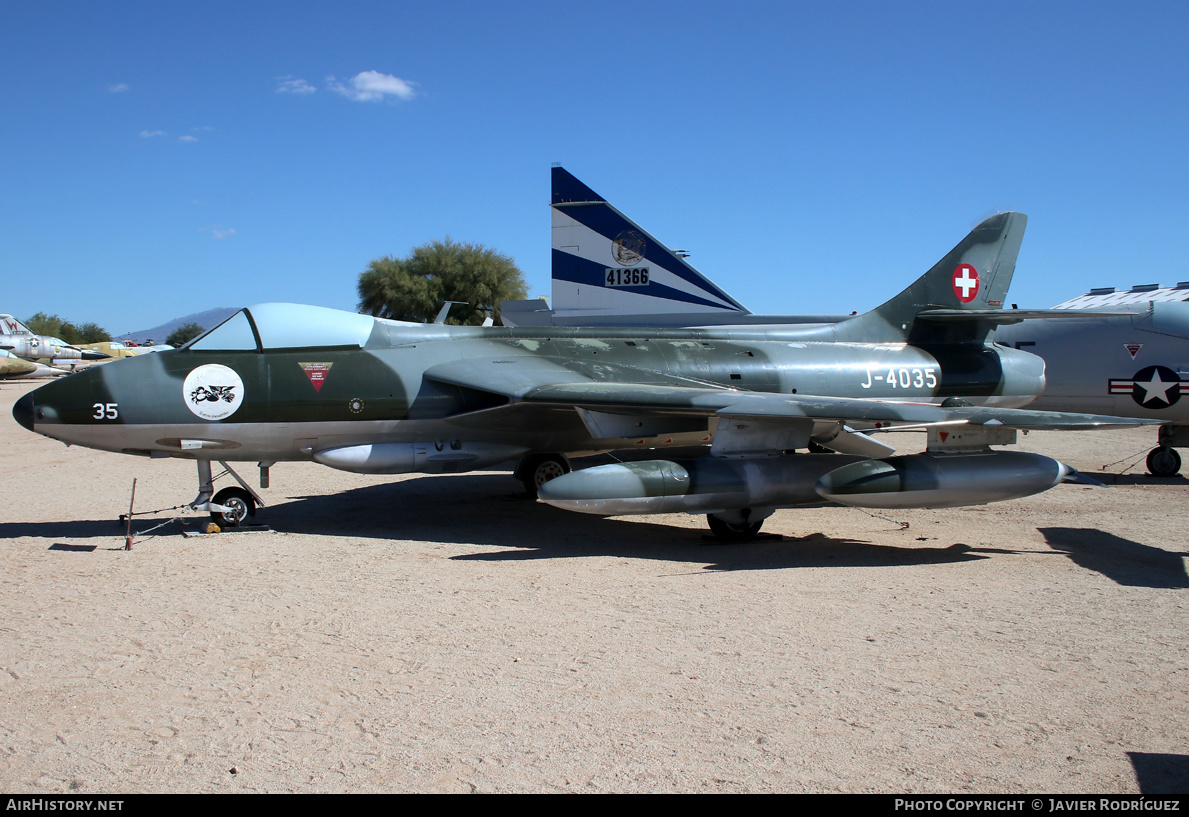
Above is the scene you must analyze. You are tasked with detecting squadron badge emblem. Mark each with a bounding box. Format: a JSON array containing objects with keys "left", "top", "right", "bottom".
[
  {"left": 612, "top": 230, "right": 646, "bottom": 266},
  {"left": 183, "top": 364, "right": 244, "bottom": 420}
]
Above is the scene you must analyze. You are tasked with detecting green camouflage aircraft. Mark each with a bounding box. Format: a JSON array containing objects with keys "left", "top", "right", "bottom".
[
  {"left": 12, "top": 211, "right": 1150, "bottom": 539},
  {"left": 0, "top": 350, "right": 37, "bottom": 379}
]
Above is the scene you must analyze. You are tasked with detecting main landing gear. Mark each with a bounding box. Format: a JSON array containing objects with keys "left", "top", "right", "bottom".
[
  {"left": 516, "top": 453, "right": 571, "bottom": 498},
  {"left": 1147, "top": 425, "right": 1187, "bottom": 477},
  {"left": 706, "top": 508, "right": 773, "bottom": 542},
  {"left": 190, "top": 460, "right": 266, "bottom": 528},
  {"left": 1147, "top": 446, "right": 1182, "bottom": 478}
]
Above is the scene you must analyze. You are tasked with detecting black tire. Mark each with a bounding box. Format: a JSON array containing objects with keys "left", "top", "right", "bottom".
[
  {"left": 519, "top": 454, "right": 571, "bottom": 498},
  {"left": 211, "top": 487, "right": 256, "bottom": 528},
  {"left": 1147, "top": 446, "right": 1182, "bottom": 477},
  {"left": 707, "top": 513, "right": 763, "bottom": 542}
]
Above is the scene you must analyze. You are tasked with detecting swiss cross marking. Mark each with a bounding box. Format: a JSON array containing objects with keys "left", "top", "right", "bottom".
[{"left": 952, "top": 264, "right": 980, "bottom": 303}]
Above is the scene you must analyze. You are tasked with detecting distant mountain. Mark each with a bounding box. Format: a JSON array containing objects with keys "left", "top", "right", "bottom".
[{"left": 122, "top": 307, "right": 239, "bottom": 345}]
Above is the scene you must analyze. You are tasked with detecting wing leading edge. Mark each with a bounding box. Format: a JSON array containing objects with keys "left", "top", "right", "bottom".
[{"left": 518, "top": 381, "right": 1154, "bottom": 431}]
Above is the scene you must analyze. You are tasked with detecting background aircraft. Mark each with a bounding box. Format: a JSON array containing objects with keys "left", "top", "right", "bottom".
[
  {"left": 77, "top": 340, "right": 174, "bottom": 361},
  {"left": 996, "top": 304, "right": 1189, "bottom": 475},
  {"left": 503, "top": 168, "right": 1189, "bottom": 476},
  {"left": 0, "top": 349, "right": 72, "bottom": 379},
  {"left": 0, "top": 350, "right": 37, "bottom": 379},
  {"left": 13, "top": 211, "right": 1148, "bottom": 539},
  {"left": 0, "top": 313, "right": 109, "bottom": 370}
]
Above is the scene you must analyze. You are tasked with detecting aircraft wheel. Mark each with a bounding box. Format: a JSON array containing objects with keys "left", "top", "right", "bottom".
[
  {"left": 1146, "top": 446, "right": 1182, "bottom": 477},
  {"left": 211, "top": 487, "right": 256, "bottom": 528},
  {"left": 707, "top": 514, "right": 763, "bottom": 542},
  {"left": 519, "top": 454, "right": 571, "bottom": 498}
]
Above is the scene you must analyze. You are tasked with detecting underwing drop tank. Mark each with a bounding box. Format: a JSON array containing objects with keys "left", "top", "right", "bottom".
[
  {"left": 814, "top": 451, "right": 1075, "bottom": 509},
  {"left": 538, "top": 451, "right": 1075, "bottom": 515},
  {"left": 537, "top": 454, "right": 865, "bottom": 516},
  {"left": 313, "top": 442, "right": 528, "bottom": 475}
]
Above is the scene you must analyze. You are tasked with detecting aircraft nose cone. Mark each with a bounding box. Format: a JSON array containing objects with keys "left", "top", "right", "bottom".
[{"left": 13, "top": 391, "right": 34, "bottom": 432}]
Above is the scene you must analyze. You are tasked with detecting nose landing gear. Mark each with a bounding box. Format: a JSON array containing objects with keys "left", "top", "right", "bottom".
[
  {"left": 210, "top": 487, "right": 256, "bottom": 527},
  {"left": 190, "top": 460, "right": 266, "bottom": 528}
]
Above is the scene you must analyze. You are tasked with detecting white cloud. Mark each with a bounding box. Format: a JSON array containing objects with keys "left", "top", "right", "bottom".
[
  {"left": 277, "top": 76, "right": 316, "bottom": 95},
  {"left": 328, "top": 70, "right": 417, "bottom": 102},
  {"left": 140, "top": 127, "right": 210, "bottom": 143},
  {"left": 107, "top": 83, "right": 129, "bottom": 93},
  {"left": 202, "top": 225, "right": 236, "bottom": 239}
]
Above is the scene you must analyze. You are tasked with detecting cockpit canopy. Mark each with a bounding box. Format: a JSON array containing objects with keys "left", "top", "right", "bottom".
[{"left": 187, "top": 304, "right": 375, "bottom": 352}]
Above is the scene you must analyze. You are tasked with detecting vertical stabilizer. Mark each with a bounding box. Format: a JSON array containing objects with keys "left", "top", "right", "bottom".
[
  {"left": 551, "top": 167, "right": 750, "bottom": 318},
  {"left": 0, "top": 315, "right": 33, "bottom": 336},
  {"left": 832, "top": 212, "right": 1028, "bottom": 343}
]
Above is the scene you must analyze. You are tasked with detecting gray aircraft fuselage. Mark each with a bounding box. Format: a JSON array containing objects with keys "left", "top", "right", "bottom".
[{"left": 995, "top": 302, "right": 1189, "bottom": 422}]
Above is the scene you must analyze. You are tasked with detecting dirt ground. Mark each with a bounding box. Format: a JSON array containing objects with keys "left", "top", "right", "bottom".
[{"left": 0, "top": 377, "right": 1186, "bottom": 793}]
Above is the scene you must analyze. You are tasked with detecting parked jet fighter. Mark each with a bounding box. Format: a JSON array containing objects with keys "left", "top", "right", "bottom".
[
  {"left": 996, "top": 306, "right": 1189, "bottom": 476},
  {"left": 0, "top": 350, "right": 37, "bottom": 379},
  {"left": 12, "top": 207, "right": 1150, "bottom": 539},
  {"left": 0, "top": 352, "right": 66, "bottom": 379},
  {"left": 504, "top": 167, "right": 1189, "bottom": 477},
  {"left": 0, "top": 314, "right": 110, "bottom": 366}
]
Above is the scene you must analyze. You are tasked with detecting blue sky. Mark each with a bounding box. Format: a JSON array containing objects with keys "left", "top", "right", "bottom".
[{"left": 3, "top": 1, "right": 1187, "bottom": 335}]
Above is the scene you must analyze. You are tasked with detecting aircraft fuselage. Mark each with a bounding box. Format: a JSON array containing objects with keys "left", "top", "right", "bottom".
[
  {"left": 14, "top": 309, "right": 1046, "bottom": 465},
  {"left": 997, "top": 302, "right": 1189, "bottom": 423}
]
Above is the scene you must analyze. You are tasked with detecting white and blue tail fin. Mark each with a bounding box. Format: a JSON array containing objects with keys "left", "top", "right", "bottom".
[{"left": 549, "top": 166, "right": 749, "bottom": 320}]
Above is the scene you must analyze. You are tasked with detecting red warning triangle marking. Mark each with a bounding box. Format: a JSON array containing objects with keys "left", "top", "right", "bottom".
[
  {"left": 299, "top": 362, "right": 333, "bottom": 392},
  {"left": 1124, "top": 343, "right": 1143, "bottom": 359}
]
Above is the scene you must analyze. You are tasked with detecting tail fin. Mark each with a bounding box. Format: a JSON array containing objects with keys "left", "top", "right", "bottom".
[
  {"left": 550, "top": 166, "right": 749, "bottom": 319},
  {"left": 0, "top": 315, "right": 32, "bottom": 336},
  {"left": 831, "top": 212, "right": 1028, "bottom": 343}
]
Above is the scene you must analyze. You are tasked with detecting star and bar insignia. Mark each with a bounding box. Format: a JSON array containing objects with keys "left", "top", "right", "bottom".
[{"left": 1109, "top": 365, "right": 1189, "bottom": 408}]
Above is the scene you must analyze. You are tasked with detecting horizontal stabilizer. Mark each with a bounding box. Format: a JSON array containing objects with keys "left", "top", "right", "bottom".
[{"left": 919, "top": 308, "right": 1132, "bottom": 324}]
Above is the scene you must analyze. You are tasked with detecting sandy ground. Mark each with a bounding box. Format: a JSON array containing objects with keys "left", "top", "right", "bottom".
[{"left": 0, "top": 377, "right": 1187, "bottom": 794}]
